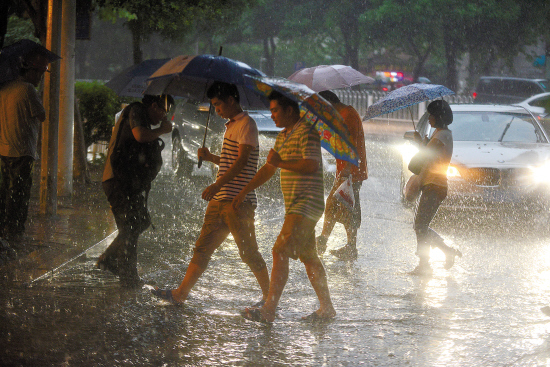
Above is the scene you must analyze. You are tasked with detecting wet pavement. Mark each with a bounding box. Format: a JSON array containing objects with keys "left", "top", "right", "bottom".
[{"left": 3, "top": 121, "right": 550, "bottom": 366}]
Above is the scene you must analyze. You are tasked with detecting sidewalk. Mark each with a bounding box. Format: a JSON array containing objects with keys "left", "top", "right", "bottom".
[{"left": 0, "top": 164, "right": 116, "bottom": 286}]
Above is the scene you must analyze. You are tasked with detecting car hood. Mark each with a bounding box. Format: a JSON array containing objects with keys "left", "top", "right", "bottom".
[{"left": 452, "top": 141, "right": 550, "bottom": 168}]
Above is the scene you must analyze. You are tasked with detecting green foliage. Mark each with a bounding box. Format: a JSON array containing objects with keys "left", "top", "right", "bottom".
[
  {"left": 75, "top": 81, "right": 121, "bottom": 148},
  {"left": 4, "top": 15, "right": 38, "bottom": 46}
]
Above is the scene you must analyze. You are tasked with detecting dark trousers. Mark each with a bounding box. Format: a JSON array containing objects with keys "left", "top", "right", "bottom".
[
  {"left": 413, "top": 184, "right": 453, "bottom": 260},
  {"left": 0, "top": 156, "right": 34, "bottom": 236},
  {"left": 101, "top": 179, "right": 150, "bottom": 283}
]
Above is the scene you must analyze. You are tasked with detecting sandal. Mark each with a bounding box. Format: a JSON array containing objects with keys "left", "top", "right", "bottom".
[
  {"left": 151, "top": 287, "right": 181, "bottom": 305},
  {"left": 241, "top": 307, "right": 272, "bottom": 324}
]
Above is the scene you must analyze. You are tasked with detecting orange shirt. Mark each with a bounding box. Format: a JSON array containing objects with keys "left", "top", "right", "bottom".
[{"left": 335, "top": 105, "right": 368, "bottom": 182}]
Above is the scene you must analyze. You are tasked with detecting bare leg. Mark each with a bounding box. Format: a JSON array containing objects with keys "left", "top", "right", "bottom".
[
  {"left": 260, "top": 251, "right": 289, "bottom": 322},
  {"left": 171, "top": 262, "right": 207, "bottom": 303},
  {"left": 304, "top": 257, "right": 336, "bottom": 318},
  {"left": 252, "top": 267, "right": 270, "bottom": 300}
]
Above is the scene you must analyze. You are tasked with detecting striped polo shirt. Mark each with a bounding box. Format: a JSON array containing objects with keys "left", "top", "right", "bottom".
[
  {"left": 213, "top": 111, "right": 259, "bottom": 205},
  {"left": 274, "top": 118, "right": 324, "bottom": 221}
]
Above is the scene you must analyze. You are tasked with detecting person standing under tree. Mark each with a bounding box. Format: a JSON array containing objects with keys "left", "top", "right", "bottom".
[
  {"left": 0, "top": 48, "right": 51, "bottom": 242},
  {"left": 316, "top": 90, "right": 368, "bottom": 260}
]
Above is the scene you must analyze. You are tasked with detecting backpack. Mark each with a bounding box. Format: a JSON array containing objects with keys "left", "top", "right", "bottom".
[{"left": 110, "top": 102, "right": 165, "bottom": 192}]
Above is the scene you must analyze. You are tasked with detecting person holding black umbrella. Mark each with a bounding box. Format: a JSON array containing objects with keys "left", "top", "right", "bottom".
[{"left": 0, "top": 47, "right": 51, "bottom": 241}]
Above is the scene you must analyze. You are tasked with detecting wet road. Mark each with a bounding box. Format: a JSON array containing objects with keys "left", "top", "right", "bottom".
[{"left": 3, "top": 130, "right": 550, "bottom": 366}]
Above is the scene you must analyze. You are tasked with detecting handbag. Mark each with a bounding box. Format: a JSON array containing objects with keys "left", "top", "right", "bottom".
[
  {"left": 407, "top": 145, "right": 433, "bottom": 175},
  {"left": 110, "top": 103, "right": 165, "bottom": 190}
]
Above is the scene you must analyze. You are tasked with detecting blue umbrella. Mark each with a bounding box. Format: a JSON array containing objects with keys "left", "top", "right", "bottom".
[
  {"left": 0, "top": 39, "right": 60, "bottom": 84},
  {"left": 105, "top": 58, "right": 170, "bottom": 97},
  {"left": 144, "top": 54, "right": 266, "bottom": 108},
  {"left": 363, "top": 83, "right": 455, "bottom": 126}
]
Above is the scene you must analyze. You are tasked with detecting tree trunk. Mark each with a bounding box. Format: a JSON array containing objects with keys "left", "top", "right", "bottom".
[
  {"left": 444, "top": 29, "right": 459, "bottom": 91},
  {"left": 129, "top": 20, "right": 143, "bottom": 65},
  {"left": 263, "top": 37, "right": 275, "bottom": 76}
]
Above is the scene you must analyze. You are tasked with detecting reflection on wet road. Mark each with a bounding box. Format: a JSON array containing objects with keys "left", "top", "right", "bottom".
[{"left": 3, "top": 133, "right": 550, "bottom": 366}]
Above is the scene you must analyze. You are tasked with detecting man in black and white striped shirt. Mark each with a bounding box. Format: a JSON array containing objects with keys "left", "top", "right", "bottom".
[{"left": 152, "top": 82, "right": 270, "bottom": 306}]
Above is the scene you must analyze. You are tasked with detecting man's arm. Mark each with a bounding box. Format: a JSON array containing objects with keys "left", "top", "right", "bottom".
[
  {"left": 232, "top": 163, "right": 277, "bottom": 209},
  {"left": 202, "top": 144, "right": 253, "bottom": 201},
  {"left": 266, "top": 149, "right": 319, "bottom": 174}
]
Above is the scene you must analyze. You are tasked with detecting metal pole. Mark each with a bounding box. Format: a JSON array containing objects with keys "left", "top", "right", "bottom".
[{"left": 40, "top": 0, "right": 62, "bottom": 215}]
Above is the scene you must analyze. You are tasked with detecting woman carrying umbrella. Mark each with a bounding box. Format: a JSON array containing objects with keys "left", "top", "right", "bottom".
[{"left": 410, "top": 100, "right": 461, "bottom": 275}]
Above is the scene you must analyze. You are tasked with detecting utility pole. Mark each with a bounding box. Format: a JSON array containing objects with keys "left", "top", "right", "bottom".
[
  {"left": 40, "top": 0, "right": 62, "bottom": 215},
  {"left": 58, "top": 0, "right": 76, "bottom": 197}
]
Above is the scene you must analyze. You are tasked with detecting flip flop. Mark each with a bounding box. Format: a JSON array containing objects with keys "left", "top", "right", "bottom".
[
  {"left": 241, "top": 307, "right": 272, "bottom": 324},
  {"left": 301, "top": 312, "right": 335, "bottom": 323},
  {"left": 151, "top": 288, "right": 181, "bottom": 305}
]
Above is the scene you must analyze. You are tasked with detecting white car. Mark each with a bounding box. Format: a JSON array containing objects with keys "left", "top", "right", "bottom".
[
  {"left": 514, "top": 92, "right": 550, "bottom": 119},
  {"left": 400, "top": 104, "right": 550, "bottom": 212}
]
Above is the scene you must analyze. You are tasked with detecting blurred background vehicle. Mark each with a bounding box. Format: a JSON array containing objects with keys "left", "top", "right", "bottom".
[
  {"left": 400, "top": 104, "right": 550, "bottom": 215},
  {"left": 513, "top": 92, "right": 550, "bottom": 119},
  {"left": 170, "top": 99, "right": 336, "bottom": 184},
  {"left": 472, "top": 76, "right": 548, "bottom": 104}
]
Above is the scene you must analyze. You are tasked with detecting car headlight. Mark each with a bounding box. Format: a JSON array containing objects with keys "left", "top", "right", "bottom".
[
  {"left": 530, "top": 161, "right": 550, "bottom": 183},
  {"left": 398, "top": 144, "right": 419, "bottom": 166},
  {"left": 447, "top": 165, "right": 461, "bottom": 178}
]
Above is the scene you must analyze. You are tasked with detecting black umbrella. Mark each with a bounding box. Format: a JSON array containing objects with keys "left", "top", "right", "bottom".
[
  {"left": 105, "top": 58, "right": 170, "bottom": 97},
  {"left": 0, "top": 39, "right": 61, "bottom": 84}
]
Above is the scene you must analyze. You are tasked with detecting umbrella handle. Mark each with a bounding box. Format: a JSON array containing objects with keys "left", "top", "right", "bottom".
[
  {"left": 198, "top": 104, "right": 213, "bottom": 168},
  {"left": 198, "top": 46, "right": 223, "bottom": 169}
]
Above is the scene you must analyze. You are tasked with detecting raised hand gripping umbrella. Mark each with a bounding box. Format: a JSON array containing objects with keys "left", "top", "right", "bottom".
[
  {"left": 245, "top": 75, "right": 359, "bottom": 166},
  {"left": 363, "top": 83, "right": 455, "bottom": 130},
  {"left": 145, "top": 53, "right": 266, "bottom": 167},
  {"left": 288, "top": 64, "right": 374, "bottom": 92}
]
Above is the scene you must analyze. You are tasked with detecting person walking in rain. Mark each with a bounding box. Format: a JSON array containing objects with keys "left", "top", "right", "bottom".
[
  {"left": 152, "top": 82, "right": 270, "bottom": 305},
  {"left": 409, "top": 100, "right": 462, "bottom": 275},
  {"left": 0, "top": 48, "right": 51, "bottom": 242},
  {"left": 316, "top": 90, "right": 368, "bottom": 260},
  {"left": 234, "top": 90, "right": 336, "bottom": 323},
  {"left": 97, "top": 94, "right": 173, "bottom": 287}
]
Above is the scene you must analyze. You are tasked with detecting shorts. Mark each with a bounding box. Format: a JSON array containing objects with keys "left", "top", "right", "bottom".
[{"left": 272, "top": 214, "right": 319, "bottom": 263}]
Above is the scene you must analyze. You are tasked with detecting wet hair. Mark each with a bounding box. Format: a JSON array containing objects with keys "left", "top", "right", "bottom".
[
  {"left": 427, "top": 100, "right": 453, "bottom": 127},
  {"left": 268, "top": 90, "right": 300, "bottom": 115},
  {"left": 206, "top": 82, "right": 240, "bottom": 103},
  {"left": 142, "top": 94, "right": 174, "bottom": 111},
  {"left": 319, "top": 90, "right": 341, "bottom": 104}
]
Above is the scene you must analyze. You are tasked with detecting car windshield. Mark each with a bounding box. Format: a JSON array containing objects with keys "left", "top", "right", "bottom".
[{"left": 441, "top": 111, "right": 545, "bottom": 143}]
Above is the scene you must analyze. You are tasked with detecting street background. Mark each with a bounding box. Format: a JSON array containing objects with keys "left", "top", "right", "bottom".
[{"left": 2, "top": 121, "right": 550, "bottom": 366}]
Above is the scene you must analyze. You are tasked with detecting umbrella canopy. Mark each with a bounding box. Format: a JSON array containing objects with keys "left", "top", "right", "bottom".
[
  {"left": 105, "top": 58, "right": 170, "bottom": 97},
  {"left": 363, "top": 83, "right": 455, "bottom": 121},
  {"left": 0, "top": 39, "right": 60, "bottom": 84},
  {"left": 288, "top": 65, "right": 374, "bottom": 92},
  {"left": 245, "top": 75, "right": 359, "bottom": 166},
  {"left": 144, "top": 54, "right": 266, "bottom": 108}
]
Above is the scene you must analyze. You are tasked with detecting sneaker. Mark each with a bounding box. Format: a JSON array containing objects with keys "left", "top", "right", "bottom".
[
  {"left": 330, "top": 244, "right": 358, "bottom": 260},
  {"left": 444, "top": 248, "right": 462, "bottom": 270},
  {"left": 408, "top": 263, "right": 433, "bottom": 276},
  {"left": 316, "top": 236, "right": 328, "bottom": 255}
]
